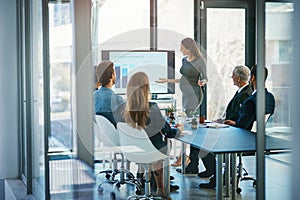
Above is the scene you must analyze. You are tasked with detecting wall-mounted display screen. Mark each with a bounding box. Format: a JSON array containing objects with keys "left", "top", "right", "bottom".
[{"left": 102, "top": 50, "right": 175, "bottom": 94}]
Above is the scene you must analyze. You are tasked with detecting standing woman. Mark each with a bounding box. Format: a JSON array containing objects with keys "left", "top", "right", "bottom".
[
  {"left": 119, "top": 72, "right": 181, "bottom": 197},
  {"left": 157, "top": 38, "right": 207, "bottom": 170},
  {"left": 158, "top": 37, "right": 207, "bottom": 116}
]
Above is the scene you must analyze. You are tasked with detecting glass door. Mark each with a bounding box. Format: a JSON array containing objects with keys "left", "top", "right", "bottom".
[
  {"left": 19, "top": 0, "right": 47, "bottom": 198},
  {"left": 200, "top": 1, "right": 293, "bottom": 199},
  {"left": 200, "top": 0, "right": 255, "bottom": 121}
]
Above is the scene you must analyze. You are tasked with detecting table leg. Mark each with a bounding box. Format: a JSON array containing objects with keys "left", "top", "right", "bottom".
[
  {"left": 181, "top": 143, "right": 187, "bottom": 174},
  {"left": 164, "top": 139, "right": 171, "bottom": 198},
  {"left": 231, "top": 153, "right": 237, "bottom": 200},
  {"left": 225, "top": 154, "right": 230, "bottom": 197},
  {"left": 216, "top": 154, "right": 223, "bottom": 200}
]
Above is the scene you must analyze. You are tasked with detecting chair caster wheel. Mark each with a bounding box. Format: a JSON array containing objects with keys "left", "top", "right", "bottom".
[
  {"left": 136, "top": 189, "right": 142, "bottom": 195},
  {"left": 105, "top": 174, "right": 111, "bottom": 179},
  {"left": 97, "top": 186, "right": 104, "bottom": 193},
  {"left": 237, "top": 187, "right": 242, "bottom": 194},
  {"left": 110, "top": 192, "right": 116, "bottom": 200},
  {"left": 253, "top": 181, "right": 256, "bottom": 187}
]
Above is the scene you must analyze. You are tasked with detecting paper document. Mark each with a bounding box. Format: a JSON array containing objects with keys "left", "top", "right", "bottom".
[
  {"left": 181, "top": 130, "right": 192, "bottom": 135},
  {"left": 205, "top": 122, "right": 229, "bottom": 128}
]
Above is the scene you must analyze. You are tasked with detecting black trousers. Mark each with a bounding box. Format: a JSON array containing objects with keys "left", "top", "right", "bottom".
[{"left": 189, "top": 146, "right": 216, "bottom": 175}]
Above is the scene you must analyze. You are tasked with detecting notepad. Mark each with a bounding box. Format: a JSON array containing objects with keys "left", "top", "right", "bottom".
[
  {"left": 180, "top": 130, "right": 192, "bottom": 135},
  {"left": 205, "top": 122, "right": 229, "bottom": 128}
]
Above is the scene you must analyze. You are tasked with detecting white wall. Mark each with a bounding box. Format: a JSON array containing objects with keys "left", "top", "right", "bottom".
[{"left": 72, "top": 0, "right": 94, "bottom": 168}]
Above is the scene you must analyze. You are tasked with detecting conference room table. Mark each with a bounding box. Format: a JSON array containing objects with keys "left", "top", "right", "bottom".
[{"left": 174, "top": 122, "right": 291, "bottom": 200}]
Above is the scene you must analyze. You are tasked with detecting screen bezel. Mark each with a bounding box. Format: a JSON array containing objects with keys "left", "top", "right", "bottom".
[{"left": 101, "top": 50, "right": 175, "bottom": 95}]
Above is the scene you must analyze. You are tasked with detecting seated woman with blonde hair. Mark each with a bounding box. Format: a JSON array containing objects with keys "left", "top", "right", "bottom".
[{"left": 116, "top": 72, "right": 182, "bottom": 197}]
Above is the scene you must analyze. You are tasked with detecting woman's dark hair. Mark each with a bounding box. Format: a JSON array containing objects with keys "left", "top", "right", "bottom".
[{"left": 181, "top": 37, "right": 202, "bottom": 58}]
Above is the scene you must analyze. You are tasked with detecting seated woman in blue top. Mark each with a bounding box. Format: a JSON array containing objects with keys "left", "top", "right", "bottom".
[
  {"left": 94, "top": 61, "right": 124, "bottom": 127},
  {"left": 116, "top": 72, "right": 182, "bottom": 197}
]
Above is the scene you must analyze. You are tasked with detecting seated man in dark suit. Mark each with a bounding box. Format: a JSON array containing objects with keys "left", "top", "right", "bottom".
[
  {"left": 199, "top": 65, "right": 253, "bottom": 189},
  {"left": 224, "top": 65, "right": 275, "bottom": 130}
]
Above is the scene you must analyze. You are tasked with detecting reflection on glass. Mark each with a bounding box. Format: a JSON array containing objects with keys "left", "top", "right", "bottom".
[
  {"left": 48, "top": 2, "right": 75, "bottom": 197},
  {"left": 31, "top": 0, "right": 45, "bottom": 199},
  {"left": 98, "top": 0, "right": 149, "bottom": 44},
  {"left": 206, "top": 8, "right": 245, "bottom": 120},
  {"left": 49, "top": 3, "right": 73, "bottom": 151},
  {"left": 265, "top": 3, "right": 293, "bottom": 141}
]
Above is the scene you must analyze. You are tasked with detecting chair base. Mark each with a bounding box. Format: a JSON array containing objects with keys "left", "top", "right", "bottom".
[
  {"left": 97, "top": 154, "right": 142, "bottom": 194},
  {"left": 127, "top": 194, "right": 164, "bottom": 200},
  {"left": 126, "top": 181, "right": 164, "bottom": 200},
  {"left": 236, "top": 175, "right": 256, "bottom": 194},
  {"left": 98, "top": 176, "right": 142, "bottom": 194},
  {"left": 236, "top": 154, "right": 257, "bottom": 194},
  {"left": 125, "top": 164, "right": 167, "bottom": 200}
]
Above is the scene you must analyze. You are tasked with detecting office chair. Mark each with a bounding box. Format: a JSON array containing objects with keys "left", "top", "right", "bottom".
[
  {"left": 94, "top": 115, "right": 141, "bottom": 195},
  {"left": 117, "top": 122, "right": 169, "bottom": 200},
  {"left": 236, "top": 114, "right": 271, "bottom": 194}
]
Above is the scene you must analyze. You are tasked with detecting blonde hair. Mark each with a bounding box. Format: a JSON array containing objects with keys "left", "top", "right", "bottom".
[{"left": 123, "top": 72, "right": 150, "bottom": 129}]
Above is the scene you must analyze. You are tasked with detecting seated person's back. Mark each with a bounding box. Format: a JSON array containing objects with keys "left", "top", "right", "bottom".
[
  {"left": 94, "top": 61, "right": 124, "bottom": 127},
  {"left": 234, "top": 88, "right": 275, "bottom": 130},
  {"left": 115, "top": 72, "right": 181, "bottom": 196},
  {"left": 115, "top": 101, "right": 179, "bottom": 154}
]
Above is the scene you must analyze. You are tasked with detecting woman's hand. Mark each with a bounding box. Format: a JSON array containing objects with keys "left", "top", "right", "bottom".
[
  {"left": 175, "top": 123, "right": 184, "bottom": 133},
  {"left": 198, "top": 80, "right": 206, "bottom": 86},
  {"left": 155, "top": 78, "right": 168, "bottom": 83}
]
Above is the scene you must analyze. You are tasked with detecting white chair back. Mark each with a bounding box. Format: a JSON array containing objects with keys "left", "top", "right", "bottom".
[
  {"left": 117, "top": 122, "right": 167, "bottom": 164},
  {"left": 251, "top": 114, "right": 271, "bottom": 132},
  {"left": 94, "top": 115, "right": 120, "bottom": 147}
]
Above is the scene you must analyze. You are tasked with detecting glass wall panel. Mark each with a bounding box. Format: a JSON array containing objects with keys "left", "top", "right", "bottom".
[
  {"left": 94, "top": 0, "right": 149, "bottom": 76},
  {"left": 265, "top": 3, "right": 293, "bottom": 141},
  {"left": 93, "top": 0, "right": 149, "bottom": 163},
  {"left": 93, "top": 0, "right": 150, "bottom": 45},
  {"left": 31, "top": 0, "right": 45, "bottom": 198},
  {"left": 48, "top": 3, "right": 73, "bottom": 152},
  {"left": 48, "top": 2, "right": 74, "bottom": 197},
  {"left": 21, "top": 0, "right": 27, "bottom": 181},
  {"left": 157, "top": 0, "right": 193, "bottom": 37},
  {"left": 157, "top": 0, "right": 194, "bottom": 110},
  {"left": 206, "top": 8, "right": 246, "bottom": 120}
]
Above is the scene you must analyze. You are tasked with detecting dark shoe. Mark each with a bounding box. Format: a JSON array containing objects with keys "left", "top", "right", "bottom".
[
  {"left": 199, "top": 178, "right": 216, "bottom": 189},
  {"left": 170, "top": 175, "right": 175, "bottom": 181},
  {"left": 170, "top": 184, "right": 179, "bottom": 192},
  {"left": 198, "top": 170, "right": 214, "bottom": 178},
  {"left": 175, "top": 168, "right": 181, "bottom": 173},
  {"left": 175, "top": 168, "right": 198, "bottom": 174},
  {"left": 185, "top": 162, "right": 199, "bottom": 174},
  {"left": 136, "top": 172, "right": 143, "bottom": 179},
  {"left": 175, "top": 161, "right": 198, "bottom": 174}
]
